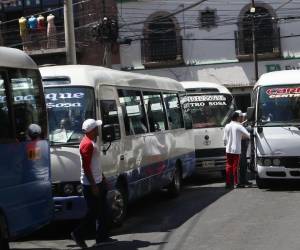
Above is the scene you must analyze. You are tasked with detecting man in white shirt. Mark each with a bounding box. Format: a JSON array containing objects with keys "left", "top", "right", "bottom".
[{"left": 223, "top": 111, "right": 250, "bottom": 188}]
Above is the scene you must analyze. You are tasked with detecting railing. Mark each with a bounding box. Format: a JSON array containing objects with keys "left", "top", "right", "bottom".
[
  {"left": 235, "top": 27, "right": 281, "bottom": 60},
  {"left": 141, "top": 36, "right": 183, "bottom": 68}
]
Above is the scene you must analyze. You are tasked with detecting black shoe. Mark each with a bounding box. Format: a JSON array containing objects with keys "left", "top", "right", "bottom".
[
  {"left": 71, "top": 232, "right": 87, "bottom": 249},
  {"left": 225, "top": 184, "right": 234, "bottom": 189},
  {"left": 236, "top": 184, "right": 245, "bottom": 188},
  {"left": 94, "top": 237, "right": 118, "bottom": 247},
  {"left": 245, "top": 181, "right": 253, "bottom": 186}
]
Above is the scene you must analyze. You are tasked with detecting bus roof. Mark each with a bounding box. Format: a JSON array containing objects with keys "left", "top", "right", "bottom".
[
  {"left": 256, "top": 70, "right": 300, "bottom": 87},
  {"left": 0, "top": 47, "right": 37, "bottom": 69},
  {"left": 40, "top": 65, "right": 184, "bottom": 91},
  {"left": 180, "top": 81, "right": 231, "bottom": 94}
]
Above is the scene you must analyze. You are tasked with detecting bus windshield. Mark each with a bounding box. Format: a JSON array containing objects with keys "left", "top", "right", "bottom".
[
  {"left": 187, "top": 93, "right": 234, "bottom": 128},
  {"left": 44, "top": 86, "right": 95, "bottom": 144},
  {"left": 258, "top": 85, "right": 300, "bottom": 126}
]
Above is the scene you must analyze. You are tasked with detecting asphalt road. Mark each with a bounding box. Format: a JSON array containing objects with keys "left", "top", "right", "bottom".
[{"left": 11, "top": 175, "right": 300, "bottom": 250}]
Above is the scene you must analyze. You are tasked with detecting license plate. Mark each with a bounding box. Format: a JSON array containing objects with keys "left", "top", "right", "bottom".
[{"left": 202, "top": 161, "right": 215, "bottom": 168}]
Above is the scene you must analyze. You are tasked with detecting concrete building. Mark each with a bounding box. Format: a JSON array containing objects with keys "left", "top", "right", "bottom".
[{"left": 116, "top": 0, "right": 300, "bottom": 111}]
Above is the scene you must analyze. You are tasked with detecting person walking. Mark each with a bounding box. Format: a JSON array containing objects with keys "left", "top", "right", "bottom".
[
  {"left": 71, "top": 119, "right": 114, "bottom": 248},
  {"left": 223, "top": 111, "right": 250, "bottom": 189}
]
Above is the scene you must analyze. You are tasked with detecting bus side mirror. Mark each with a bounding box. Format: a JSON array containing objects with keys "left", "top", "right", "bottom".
[
  {"left": 102, "top": 124, "right": 120, "bottom": 155},
  {"left": 102, "top": 124, "right": 121, "bottom": 143},
  {"left": 247, "top": 107, "right": 255, "bottom": 122}
]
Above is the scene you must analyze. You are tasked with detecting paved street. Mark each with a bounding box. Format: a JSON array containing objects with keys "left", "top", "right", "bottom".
[{"left": 11, "top": 176, "right": 300, "bottom": 250}]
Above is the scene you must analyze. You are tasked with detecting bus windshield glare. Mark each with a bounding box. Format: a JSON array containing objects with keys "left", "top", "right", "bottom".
[
  {"left": 44, "top": 86, "right": 95, "bottom": 144},
  {"left": 258, "top": 85, "right": 300, "bottom": 125},
  {"left": 187, "top": 93, "right": 234, "bottom": 128}
]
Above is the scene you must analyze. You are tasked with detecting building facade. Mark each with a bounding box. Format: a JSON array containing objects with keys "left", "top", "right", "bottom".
[
  {"left": 0, "top": 0, "right": 119, "bottom": 66},
  {"left": 116, "top": 0, "right": 300, "bottom": 111}
]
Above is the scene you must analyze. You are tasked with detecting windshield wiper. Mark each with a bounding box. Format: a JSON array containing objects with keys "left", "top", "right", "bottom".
[{"left": 50, "top": 142, "right": 79, "bottom": 147}]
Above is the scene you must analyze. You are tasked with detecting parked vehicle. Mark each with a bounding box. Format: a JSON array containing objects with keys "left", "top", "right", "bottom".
[
  {"left": 40, "top": 65, "right": 195, "bottom": 224},
  {"left": 0, "top": 47, "right": 53, "bottom": 250},
  {"left": 181, "top": 81, "right": 235, "bottom": 175},
  {"left": 247, "top": 70, "right": 300, "bottom": 188}
]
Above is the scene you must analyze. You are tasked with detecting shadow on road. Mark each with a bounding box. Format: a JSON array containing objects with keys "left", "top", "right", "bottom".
[
  {"left": 113, "top": 184, "right": 230, "bottom": 235},
  {"left": 263, "top": 180, "right": 300, "bottom": 192},
  {"left": 12, "top": 174, "right": 231, "bottom": 249}
]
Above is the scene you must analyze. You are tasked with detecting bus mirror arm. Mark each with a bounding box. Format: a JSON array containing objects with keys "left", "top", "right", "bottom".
[{"left": 102, "top": 136, "right": 112, "bottom": 155}]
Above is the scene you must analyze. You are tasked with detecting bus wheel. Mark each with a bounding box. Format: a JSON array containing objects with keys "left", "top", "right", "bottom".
[
  {"left": 168, "top": 165, "right": 181, "bottom": 198},
  {"left": 256, "top": 175, "right": 268, "bottom": 189},
  {"left": 0, "top": 217, "right": 9, "bottom": 250},
  {"left": 111, "top": 185, "right": 128, "bottom": 227}
]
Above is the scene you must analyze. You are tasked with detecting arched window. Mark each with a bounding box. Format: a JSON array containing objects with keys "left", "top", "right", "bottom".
[
  {"left": 142, "top": 12, "right": 182, "bottom": 67},
  {"left": 236, "top": 4, "right": 280, "bottom": 59}
]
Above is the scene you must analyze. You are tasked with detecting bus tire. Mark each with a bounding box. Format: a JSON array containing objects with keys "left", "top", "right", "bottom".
[
  {"left": 111, "top": 184, "right": 128, "bottom": 227},
  {"left": 0, "top": 215, "right": 9, "bottom": 250},
  {"left": 167, "top": 165, "right": 182, "bottom": 198},
  {"left": 256, "top": 175, "right": 268, "bottom": 189}
]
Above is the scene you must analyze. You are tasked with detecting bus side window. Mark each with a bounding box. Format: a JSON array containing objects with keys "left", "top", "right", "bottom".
[
  {"left": 118, "top": 89, "right": 148, "bottom": 135},
  {"left": 163, "top": 93, "right": 184, "bottom": 129},
  {"left": 143, "top": 91, "right": 167, "bottom": 132},
  {"left": 0, "top": 74, "right": 12, "bottom": 141},
  {"left": 9, "top": 68, "right": 46, "bottom": 141}
]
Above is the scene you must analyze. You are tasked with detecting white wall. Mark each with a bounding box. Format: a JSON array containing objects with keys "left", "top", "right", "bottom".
[{"left": 117, "top": 0, "right": 300, "bottom": 85}]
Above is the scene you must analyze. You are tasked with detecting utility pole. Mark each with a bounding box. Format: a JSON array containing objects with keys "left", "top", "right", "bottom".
[
  {"left": 64, "top": 0, "right": 77, "bottom": 64},
  {"left": 251, "top": 0, "right": 258, "bottom": 81},
  {"left": 102, "top": 0, "right": 112, "bottom": 68}
]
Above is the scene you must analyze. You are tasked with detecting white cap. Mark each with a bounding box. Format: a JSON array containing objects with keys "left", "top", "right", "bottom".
[
  {"left": 82, "top": 119, "right": 102, "bottom": 133},
  {"left": 28, "top": 123, "right": 42, "bottom": 136},
  {"left": 235, "top": 110, "right": 243, "bottom": 116}
]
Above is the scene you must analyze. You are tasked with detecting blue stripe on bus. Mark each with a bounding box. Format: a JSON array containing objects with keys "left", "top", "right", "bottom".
[{"left": 52, "top": 151, "right": 195, "bottom": 220}]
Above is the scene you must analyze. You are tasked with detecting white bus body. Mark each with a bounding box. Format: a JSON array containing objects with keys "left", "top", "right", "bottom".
[
  {"left": 248, "top": 70, "right": 300, "bottom": 188},
  {"left": 40, "top": 65, "right": 195, "bottom": 223},
  {"left": 181, "top": 81, "right": 235, "bottom": 174}
]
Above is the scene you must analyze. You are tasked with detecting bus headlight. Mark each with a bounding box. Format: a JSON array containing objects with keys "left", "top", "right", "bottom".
[
  {"left": 273, "top": 158, "right": 281, "bottom": 166},
  {"left": 63, "top": 184, "right": 74, "bottom": 195},
  {"left": 263, "top": 158, "right": 272, "bottom": 166},
  {"left": 76, "top": 184, "right": 83, "bottom": 195}
]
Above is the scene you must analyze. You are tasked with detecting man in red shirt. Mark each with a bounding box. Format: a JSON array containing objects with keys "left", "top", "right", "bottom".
[{"left": 71, "top": 119, "right": 115, "bottom": 248}]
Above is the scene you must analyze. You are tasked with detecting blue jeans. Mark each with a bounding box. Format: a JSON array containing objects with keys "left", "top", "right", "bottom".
[{"left": 73, "top": 181, "right": 109, "bottom": 242}]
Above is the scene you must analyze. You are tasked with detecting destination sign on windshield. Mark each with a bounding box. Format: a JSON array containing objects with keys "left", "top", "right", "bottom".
[
  {"left": 266, "top": 87, "right": 300, "bottom": 98},
  {"left": 187, "top": 95, "right": 227, "bottom": 107}
]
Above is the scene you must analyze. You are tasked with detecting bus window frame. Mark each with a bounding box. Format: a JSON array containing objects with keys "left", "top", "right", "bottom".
[
  {"left": 163, "top": 92, "right": 185, "bottom": 130},
  {"left": 117, "top": 88, "right": 149, "bottom": 136},
  {"left": 8, "top": 68, "right": 48, "bottom": 141},
  {"left": 141, "top": 90, "right": 168, "bottom": 133},
  {"left": 0, "top": 69, "right": 16, "bottom": 142}
]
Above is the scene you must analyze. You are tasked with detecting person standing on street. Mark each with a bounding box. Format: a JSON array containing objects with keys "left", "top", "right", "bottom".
[
  {"left": 237, "top": 113, "right": 253, "bottom": 188},
  {"left": 223, "top": 111, "right": 250, "bottom": 189},
  {"left": 71, "top": 119, "right": 115, "bottom": 248}
]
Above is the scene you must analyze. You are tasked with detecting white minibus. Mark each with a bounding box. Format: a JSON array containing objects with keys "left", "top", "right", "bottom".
[
  {"left": 247, "top": 70, "right": 300, "bottom": 188},
  {"left": 40, "top": 65, "right": 195, "bottom": 224},
  {"left": 181, "top": 81, "right": 235, "bottom": 175}
]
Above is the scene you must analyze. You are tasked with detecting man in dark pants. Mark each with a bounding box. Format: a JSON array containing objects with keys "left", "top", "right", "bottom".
[
  {"left": 237, "top": 113, "right": 253, "bottom": 188},
  {"left": 71, "top": 119, "right": 115, "bottom": 248}
]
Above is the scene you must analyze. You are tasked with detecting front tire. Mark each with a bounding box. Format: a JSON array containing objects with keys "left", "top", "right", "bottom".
[
  {"left": 111, "top": 185, "right": 128, "bottom": 227},
  {"left": 256, "top": 175, "right": 268, "bottom": 189},
  {"left": 0, "top": 217, "right": 9, "bottom": 250},
  {"left": 167, "top": 166, "right": 181, "bottom": 197}
]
